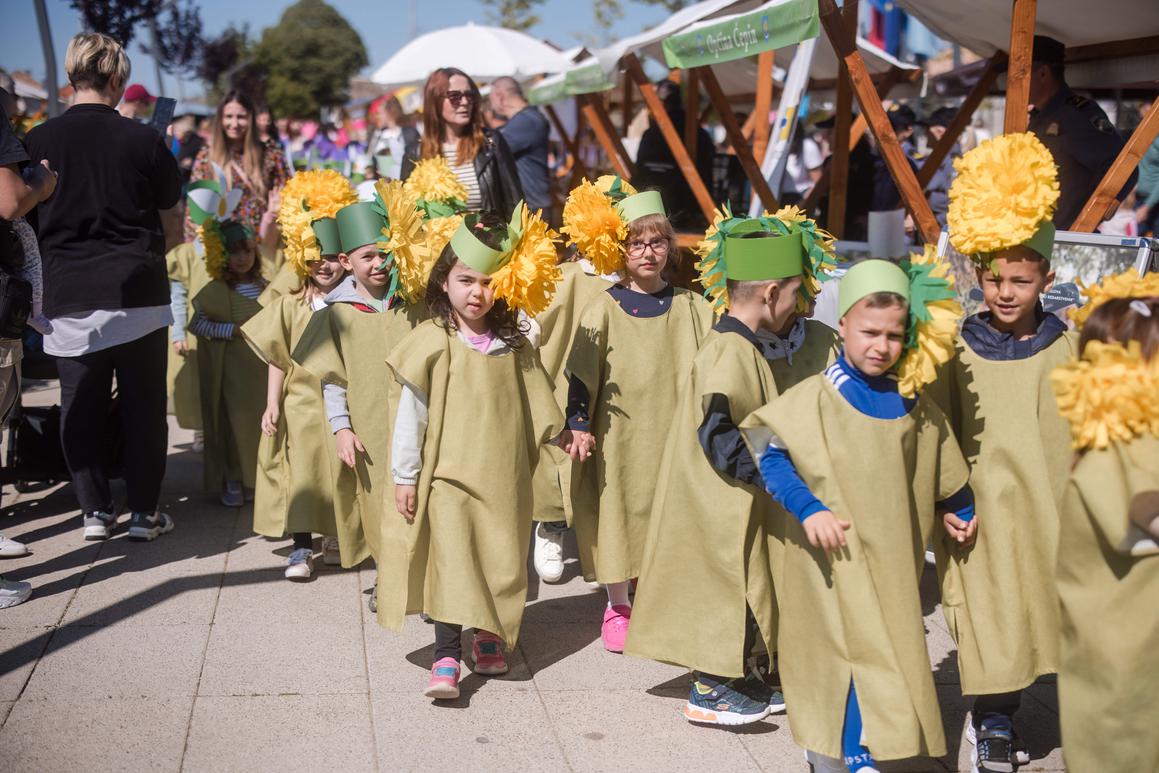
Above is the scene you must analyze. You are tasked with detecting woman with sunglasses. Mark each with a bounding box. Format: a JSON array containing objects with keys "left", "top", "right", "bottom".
[{"left": 408, "top": 68, "right": 523, "bottom": 217}]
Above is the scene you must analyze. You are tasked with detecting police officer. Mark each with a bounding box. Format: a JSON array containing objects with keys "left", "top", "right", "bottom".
[
  {"left": 921, "top": 106, "right": 961, "bottom": 228},
  {"left": 870, "top": 104, "right": 921, "bottom": 211},
  {"left": 1026, "top": 35, "right": 1137, "bottom": 228}
]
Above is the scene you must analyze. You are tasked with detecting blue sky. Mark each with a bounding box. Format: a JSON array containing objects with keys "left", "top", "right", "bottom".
[{"left": 2, "top": 0, "right": 670, "bottom": 99}]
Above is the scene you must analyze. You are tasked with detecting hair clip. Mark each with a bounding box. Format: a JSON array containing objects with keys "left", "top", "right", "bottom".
[{"left": 1129, "top": 299, "right": 1153, "bottom": 318}]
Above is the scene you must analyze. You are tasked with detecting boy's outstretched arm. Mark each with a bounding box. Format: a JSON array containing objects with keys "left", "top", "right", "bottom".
[{"left": 759, "top": 441, "right": 849, "bottom": 552}]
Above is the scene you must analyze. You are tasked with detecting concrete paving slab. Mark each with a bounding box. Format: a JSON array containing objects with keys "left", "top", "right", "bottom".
[
  {"left": 0, "top": 696, "right": 192, "bottom": 772},
  {"left": 20, "top": 624, "right": 209, "bottom": 701},
  {"left": 521, "top": 621, "right": 684, "bottom": 691},
  {"left": 61, "top": 553, "right": 227, "bottom": 627},
  {"left": 198, "top": 619, "right": 367, "bottom": 697},
  {"left": 212, "top": 560, "right": 362, "bottom": 627},
  {"left": 0, "top": 627, "right": 51, "bottom": 701},
  {"left": 0, "top": 700, "right": 12, "bottom": 727},
  {"left": 183, "top": 694, "right": 376, "bottom": 772}
]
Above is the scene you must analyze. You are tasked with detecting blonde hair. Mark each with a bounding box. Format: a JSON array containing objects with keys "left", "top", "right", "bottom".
[{"left": 65, "top": 33, "right": 130, "bottom": 93}]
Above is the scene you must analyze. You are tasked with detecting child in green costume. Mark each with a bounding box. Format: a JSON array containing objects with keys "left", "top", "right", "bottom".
[
  {"left": 740, "top": 255, "right": 973, "bottom": 772},
  {"left": 934, "top": 132, "right": 1077, "bottom": 772},
  {"left": 384, "top": 206, "right": 563, "bottom": 700},
  {"left": 1051, "top": 289, "right": 1159, "bottom": 773},
  {"left": 166, "top": 237, "right": 210, "bottom": 443},
  {"left": 187, "top": 176, "right": 268, "bottom": 507},
  {"left": 291, "top": 185, "right": 428, "bottom": 573},
  {"left": 562, "top": 189, "right": 714, "bottom": 653},
  {"left": 626, "top": 212, "right": 832, "bottom": 727}
]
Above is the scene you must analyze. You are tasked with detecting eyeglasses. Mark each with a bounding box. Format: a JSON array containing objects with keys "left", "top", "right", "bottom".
[
  {"left": 625, "top": 238, "right": 671, "bottom": 257},
  {"left": 445, "top": 90, "right": 476, "bottom": 107}
]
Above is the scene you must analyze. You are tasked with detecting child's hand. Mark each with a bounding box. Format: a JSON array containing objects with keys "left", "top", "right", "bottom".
[
  {"left": 261, "top": 404, "right": 280, "bottom": 437},
  {"left": 335, "top": 429, "right": 365, "bottom": 468},
  {"left": 395, "top": 484, "right": 417, "bottom": 522},
  {"left": 802, "top": 510, "right": 851, "bottom": 553},
  {"left": 173, "top": 339, "right": 189, "bottom": 357},
  {"left": 562, "top": 429, "right": 596, "bottom": 462},
  {"left": 943, "top": 511, "right": 978, "bottom": 546}
]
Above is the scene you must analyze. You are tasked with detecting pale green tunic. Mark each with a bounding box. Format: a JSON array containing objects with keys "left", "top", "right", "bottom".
[
  {"left": 166, "top": 242, "right": 211, "bottom": 431},
  {"left": 567, "top": 287, "right": 714, "bottom": 583}
]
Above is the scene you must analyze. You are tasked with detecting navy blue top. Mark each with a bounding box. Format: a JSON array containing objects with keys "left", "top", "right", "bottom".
[
  {"left": 499, "top": 106, "right": 551, "bottom": 213},
  {"left": 960, "top": 305, "right": 1067, "bottom": 361}
]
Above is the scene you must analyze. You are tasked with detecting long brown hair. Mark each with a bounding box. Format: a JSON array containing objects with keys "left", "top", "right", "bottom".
[
  {"left": 420, "top": 68, "right": 485, "bottom": 166},
  {"left": 1080, "top": 296, "right": 1159, "bottom": 360},
  {"left": 209, "top": 90, "right": 268, "bottom": 199}
]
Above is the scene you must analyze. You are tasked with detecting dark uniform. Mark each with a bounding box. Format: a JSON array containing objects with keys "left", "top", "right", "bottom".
[
  {"left": 922, "top": 106, "right": 961, "bottom": 229},
  {"left": 1028, "top": 90, "right": 1136, "bottom": 229}
]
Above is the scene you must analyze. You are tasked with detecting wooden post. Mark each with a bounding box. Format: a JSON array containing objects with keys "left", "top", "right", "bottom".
[
  {"left": 1004, "top": 0, "right": 1037, "bottom": 134},
  {"left": 700, "top": 65, "right": 779, "bottom": 212},
  {"left": 623, "top": 53, "right": 716, "bottom": 223},
  {"left": 621, "top": 76, "right": 635, "bottom": 135},
  {"left": 827, "top": 0, "right": 859, "bottom": 237},
  {"left": 1070, "top": 96, "right": 1159, "bottom": 232},
  {"left": 916, "top": 55, "right": 1004, "bottom": 187},
  {"left": 544, "top": 103, "right": 588, "bottom": 185},
  {"left": 579, "top": 93, "right": 636, "bottom": 179},
  {"left": 818, "top": 0, "right": 940, "bottom": 244},
  {"left": 684, "top": 69, "right": 700, "bottom": 157},
  {"left": 752, "top": 50, "right": 775, "bottom": 165}
]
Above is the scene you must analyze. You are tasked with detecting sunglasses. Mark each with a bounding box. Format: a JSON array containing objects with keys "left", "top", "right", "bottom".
[{"left": 445, "top": 90, "right": 476, "bottom": 107}]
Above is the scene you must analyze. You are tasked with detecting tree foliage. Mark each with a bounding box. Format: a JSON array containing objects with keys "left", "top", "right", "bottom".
[
  {"left": 197, "top": 24, "right": 262, "bottom": 101},
  {"left": 636, "top": 0, "right": 689, "bottom": 11},
  {"left": 254, "top": 0, "right": 368, "bottom": 118},
  {"left": 70, "top": 0, "right": 203, "bottom": 76},
  {"left": 482, "top": 0, "right": 545, "bottom": 31}
]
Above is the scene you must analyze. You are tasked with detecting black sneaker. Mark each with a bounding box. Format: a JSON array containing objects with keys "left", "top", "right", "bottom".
[
  {"left": 972, "top": 715, "right": 1016, "bottom": 773},
  {"left": 127, "top": 511, "right": 174, "bottom": 542},
  {"left": 739, "top": 671, "right": 787, "bottom": 714},
  {"left": 684, "top": 677, "right": 771, "bottom": 726}
]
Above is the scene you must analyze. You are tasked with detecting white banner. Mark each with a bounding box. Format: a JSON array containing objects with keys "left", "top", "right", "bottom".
[{"left": 749, "top": 37, "right": 817, "bottom": 215}]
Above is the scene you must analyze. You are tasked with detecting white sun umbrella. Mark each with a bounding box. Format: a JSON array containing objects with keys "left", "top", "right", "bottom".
[{"left": 370, "top": 23, "right": 573, "bottom": 89}]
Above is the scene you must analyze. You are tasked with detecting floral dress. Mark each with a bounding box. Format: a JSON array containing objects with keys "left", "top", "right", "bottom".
[{"left": 184, "top": 140, "right": 289, "bottom": 241}]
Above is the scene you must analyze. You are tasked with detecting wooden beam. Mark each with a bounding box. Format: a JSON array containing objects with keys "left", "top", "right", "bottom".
[
  {"left": 752, "top": 50, "right": 775, "bottom": 165},
  {"left": 621, "top": 76, "right": 634, "bottom": 135},
  {"left": 700, "top": 65, "right": 779, "bottom": 212},
  {"left": 1066, "top": 34, "right": 1159, "bottom": 63},
  {"left": 819, "top": 0, "right": 940, "bottom": 244},
  {"left": 917, "top": 55, "right": 1004, "bottom": 188},
  {"left": 828, "top": 0, "right": 858, "bottom": 238},
  {"left": 1070, "top": 96, "right": 1159, "bottom": 232},
  {"left": 579, "top": 93, "right": 635, "bottom": 180},
  {"left": 544, "top": 103, "right": 588, "bottom": 186},
  {"left": 1004, "top": 0, "right": 1037, "bottom": 134},
  {"left": 623, "top": 52, "right": 716, "bottom": 223},
  {"left": 741, "top": 110, "right": 758, "bottom": 141},
  {"left": 684, "top": 69, "right": 699, "bottom": 157}
]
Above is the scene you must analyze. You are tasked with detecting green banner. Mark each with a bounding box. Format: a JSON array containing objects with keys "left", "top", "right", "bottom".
[
  {"left": 565, "top": 61, "right": 616, "bottom": 95},
  {"left": 529, "top": 76, "right": 568, "bottom": 105},
  {"left": 662, "top": 0, "right": 819, "bottom": 69}
]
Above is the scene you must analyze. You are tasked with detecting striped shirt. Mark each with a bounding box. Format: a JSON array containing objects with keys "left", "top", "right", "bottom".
[
  {"left": 188, "top": 282, "right": 263, "bottom": 340},
  {"left": 442, "top": 142, "right": 482, "bottom": 209}
]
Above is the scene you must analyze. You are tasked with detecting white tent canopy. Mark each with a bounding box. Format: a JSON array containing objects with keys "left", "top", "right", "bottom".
[{"left": 370, "top": 23, "right": 572, "bottom": 89}]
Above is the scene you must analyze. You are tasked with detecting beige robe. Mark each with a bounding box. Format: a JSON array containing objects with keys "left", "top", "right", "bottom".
[{"left": 166, "top": 242, "right": 211, "bottom": 431}]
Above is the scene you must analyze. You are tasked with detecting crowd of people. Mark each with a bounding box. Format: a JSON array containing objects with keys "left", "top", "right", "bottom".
[{"left": 0, "top": 29, "right": 1157, "bottom": 773}]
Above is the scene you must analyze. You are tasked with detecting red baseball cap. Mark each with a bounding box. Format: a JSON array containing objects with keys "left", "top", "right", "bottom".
[{"left": 123, "top": 84, "right": 156, "bottom": 104}]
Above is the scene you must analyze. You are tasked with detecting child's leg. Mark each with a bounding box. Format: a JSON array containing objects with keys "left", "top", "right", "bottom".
[
  {"left": 972, "top": 690, "right": 1021, "bottom": 728},
  {"left": 291, "top": 533, "right": 313, "bottom": 550},
  {"left": 433, "top": 621, "right": 463, "bottom": 663},
  {"left": 605, "top": 580, "right": 631, "bottom": 608},
  {"left": 426, "top": 621, "right": 463, "bottom": 700},
  {"left": 843, "top": 680, "right": 876, "bottom": 772},
  {"left": 972, "top": 690, "right": 1027, "bottom": 771}
]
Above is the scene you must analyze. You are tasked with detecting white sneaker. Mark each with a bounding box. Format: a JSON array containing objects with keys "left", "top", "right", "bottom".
[
  {"left": 82, "top": 510, "right": 117, "bottom": 541},
  {"left": 0, "top": 577, "right": 32, "bottom": 608},
  {"left": 805, "top": 749, "right": 849, "bottom": 772},
  {"left": 192, "top": 431, "right": 205, "bottom": 453},
  {"left": 321, "top": 536, "right": 341, "bottom": 566},
  {"left": 0, "top": 534, "right": 29, "bottom": 558},
  {"left": 533, "top": 522, "right": 565, "bottom": 583},
  {"left": 285, "top": 548, "right": 314, "bottom": 580}
]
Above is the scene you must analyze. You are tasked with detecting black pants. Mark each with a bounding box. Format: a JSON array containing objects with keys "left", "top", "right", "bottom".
[
  {"left": 434, "top": 621, "right": 464, "bottom": 662},
  {"left": 57, "top": 327, "right": 168, "bottom": 514},
  {"left": 973, "top": 690, "right": 1022, "bottom": 726}
]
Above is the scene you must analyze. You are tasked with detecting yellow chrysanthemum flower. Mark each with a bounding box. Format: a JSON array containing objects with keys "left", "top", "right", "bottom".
[
  {"left": 1051, "top": 340, "right": 1159, "bottom": 451},
  {"left": 375, "top": 179, "right": 434, "bottom": 302},
  {"left": 198, "top": 223, "right": 228, "bottom": 281},
  {"left": 491, "top": 207, "right": 562, "bottom": 318},
  {"left": 948, "top": 132, "right": 1059, "bottom": 259},
  {"left": 403, "top": 156, "right": 468, "bottom": 205},
  {"left": 693, "top": 207, "right": 732, "bottom": 315},
  {"left": 424, "top": 214, "right": 463, "bottom": 260},
  {"left": 277, "top": 169, "right": 357, "bottom": 277},
  {"left": 896, "top": 245, "right": 964, "bottom": 398},
  {"left": 560, "top": 176, "right": 638, "bottom": 276},
  {"left": 1069, "top": 269, "right": 1159, "bottom": 328}
]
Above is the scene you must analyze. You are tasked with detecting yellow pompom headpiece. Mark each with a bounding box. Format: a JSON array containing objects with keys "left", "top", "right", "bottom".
[
  {"left": 1069, "top": 269, "right": 1159, "bottom": 328},
  {"left": 895, "top": 245, "right": 965, "bottom": 398},
  {"left": 373, "top": 179, "right": 434, "bottom": 302},
  {"left": 948, "top": 132, "right": 1059, "bottom": 265},
  {"left": 560, "top": 175, "right": 638, "bottom": 275},
  {"left": 403, "top": 156, "right": 468, "bottom": 219},
  {"left": 277, "top": 169, "right": 358, "bottom": 278},
  {"left": 1051, "top": 340, "right": 1159, "bottom": 451}
]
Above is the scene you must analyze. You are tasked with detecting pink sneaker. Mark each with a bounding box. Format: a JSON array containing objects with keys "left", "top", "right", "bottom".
[
  {"left": 424, "top": 656, "right": 460, "bottom": 699},
  {"left": 602, "top": 604, "right": 631, "bottom": 652},
  {"left": 471, "top": 630, "right": 509, "bottom": 675}
]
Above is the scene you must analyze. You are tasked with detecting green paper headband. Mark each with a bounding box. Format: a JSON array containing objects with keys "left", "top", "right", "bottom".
[
  {"left": 311, "top": 217, "right": 341, "bottom": 256},
  {"left": 1018, "top": 221, "right": 1055, "bottom": 262},
  {"left": 449, "top": 204, "right": 528, "bottom": 276},
  {"left": 219, "top": 220, "right": 254, "bottom": 249},
  {"left": 336, "top": 201, "right": 387, "bottom": 253},
  {"left": 838, "top": 259, "right": 910, "bottom": 319},
  {"left": 724, "top": 224, "right": 805, "bottom": 281},
  {"left": 616, "top": 191, "right": 666, "bottom": 224}
]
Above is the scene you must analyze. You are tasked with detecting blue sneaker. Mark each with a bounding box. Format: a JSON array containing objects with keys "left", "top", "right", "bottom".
[
  {"left": 127, "top": 511, "right": 174, "bottom": 542},
  {"left": 971, "top": 714, "right": 1017, "bottom": 773},
  {"left": 684, "top": 678, "right": 771, "bottom": 726}
]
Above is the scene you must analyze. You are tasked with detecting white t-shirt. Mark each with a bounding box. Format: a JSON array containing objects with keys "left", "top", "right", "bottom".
[{"left": 784, "top": 137, "right": 825, "bottom": 196}]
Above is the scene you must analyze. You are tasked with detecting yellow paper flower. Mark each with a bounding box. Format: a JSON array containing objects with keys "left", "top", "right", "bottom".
[
  {"left": 768, "top": 204, "right": 838, "bottom": 312},
  {"left": 375, "top": 179, "right": 434, "bottom": 302},
  {"left": 491, "top": 207, "right": 562, "bottom": 318},
  {"left": 424, "top": 214, "right": 463, "bottom": 259},
  {"left": 693, "top": 207, "right": 733, "bottom": 315},
  {"left": 896, "top": 245, "right": 964, "bottom": 398},
  {"left": 277, "top": 169, "right": 358, "bottom": 277},
  {"left": 198, "top": 223, "right": 228, "bottom": 281},
  {"left": 1051, "top": 340, "right": 1159, "bottom": 451},
  {"left": 560, "top": 176, "right": 638, "bottom": 276},
  {"left": 1069, "top": 269, "right": 1159, "bottom": 328},
  {"left": 948, "top": 132, "right": 1059, "bottom": 260},
  {"left": 403, "top": 156, "right": 467, "bottom": 205}
]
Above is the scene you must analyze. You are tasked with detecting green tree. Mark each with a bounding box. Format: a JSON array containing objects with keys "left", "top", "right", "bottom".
[
  {"left": 255, "top": 0, "right": 368, "bottom": 118},
  {"left": 637, "top": 0, "right": 688, "bottom": 11},
  {"left": 482, "top": 0, "right": 545, "bottom": 31}
]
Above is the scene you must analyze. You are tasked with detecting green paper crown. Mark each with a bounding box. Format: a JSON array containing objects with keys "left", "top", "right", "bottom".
[
  {"left": 311, "top": 217, "right": 341, "bottom": 256},
  {"left": 724, "top": 224, "right": 805, "bottom": 281},
  {"left": 186, "top": 180, "right": 223, "bottom": 226},
  {"left": 838, "top": 259, "right": 910, "bottom": 319},
  {"left": 616, "top": 191, "right": 666, "bottom": 224},
  {"left": 336, "top": 202, "right": 387, "bottom": 253},
  {"left": 219, "top": 220, "right": 254, "bottom": 250}
]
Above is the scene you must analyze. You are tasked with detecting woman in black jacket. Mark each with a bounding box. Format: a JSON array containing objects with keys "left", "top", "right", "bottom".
[{"left": 405, "top": 67, "right": 522, "bottom": 218}]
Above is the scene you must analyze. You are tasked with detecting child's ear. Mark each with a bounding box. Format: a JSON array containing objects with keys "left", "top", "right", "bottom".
[
  {"left": 763, "top": 281, "right": 780, "bottom": 307},
  {"left": 338, "top": 252, "right": 353, "bottom": 271}
]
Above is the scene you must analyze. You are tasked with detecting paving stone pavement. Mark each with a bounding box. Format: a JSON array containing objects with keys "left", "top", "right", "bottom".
[{"left": 0, "top": 382, "right": 1066, "bottom": 772}]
